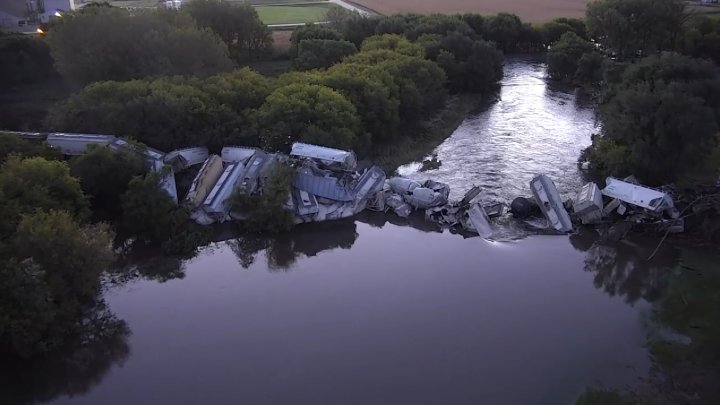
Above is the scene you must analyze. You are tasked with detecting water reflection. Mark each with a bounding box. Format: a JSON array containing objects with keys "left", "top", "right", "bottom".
[
  {"left": 356, "top": 210, "right": 443, "bottom": 233},
  {"left": 227, "top": 219, "right": 359, "bottom": 271},
  {"left": 0, "top": 302, "right": 130, "bottom": 405},
  {"left": 570, "top": 228, "right": 678, "bottom": 304},
  {"left": 110, "top": 244, "right": 187, "bottom": 284}
]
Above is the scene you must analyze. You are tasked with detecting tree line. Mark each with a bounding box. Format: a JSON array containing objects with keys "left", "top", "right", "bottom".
[{"left": 42, "top": 8, "right": 518, "bottom": 155}]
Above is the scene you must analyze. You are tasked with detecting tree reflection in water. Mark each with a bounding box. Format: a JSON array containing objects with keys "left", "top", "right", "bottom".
[
  {"left": 108, "top": 243, "right": 188, "bottom": 284},
  {"left": 0, "top": 301, "right": 130, "bottom": 405},
  {"left": 356, "top": 211, "right": 443, "bottom": 233},
  {"left": 570, "top": 228, "right": 680, "bottom": 304},
  {"left": 227, "top": 219, "right": 359, "bottom": 271}
]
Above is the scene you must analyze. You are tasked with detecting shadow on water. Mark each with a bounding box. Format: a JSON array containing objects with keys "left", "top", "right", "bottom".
[
  {"left": 570, "top": 227, "right": 680, "bottom": 304},
  {"left": 0, "top": 302, "right": 130, "bottom": 405}
]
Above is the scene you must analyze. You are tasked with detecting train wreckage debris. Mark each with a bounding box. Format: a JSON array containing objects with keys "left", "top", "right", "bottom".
[{"left": 13, "top": 131, "right": 687, "bottom": 240}]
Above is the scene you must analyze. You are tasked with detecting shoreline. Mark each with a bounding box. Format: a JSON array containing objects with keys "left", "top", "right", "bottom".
[{"left": 371, "top": 92, "right": 489, "bottom": 174}]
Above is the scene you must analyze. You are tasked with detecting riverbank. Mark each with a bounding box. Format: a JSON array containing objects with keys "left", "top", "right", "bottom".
[{"left": 371, "top": 92, "right": 489, "bottom": 174}]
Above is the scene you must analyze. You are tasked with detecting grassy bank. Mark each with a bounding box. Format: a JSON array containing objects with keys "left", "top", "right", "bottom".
[{"left": 371, "top": 92, "right": 488, "bottom": 174}]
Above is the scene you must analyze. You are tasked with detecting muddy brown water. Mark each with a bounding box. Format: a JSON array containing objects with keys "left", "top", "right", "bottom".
[{"left": 30, "top": 57, "right": 682, "bottom": 405}]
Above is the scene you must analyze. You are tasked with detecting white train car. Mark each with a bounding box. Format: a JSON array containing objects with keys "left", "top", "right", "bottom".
[
  {"left": 201, "top": 162, "right": 247, "bottom": 222},
  {"left": 46, "top": 133, "right": 117, "bottom": 155},
  {"left": 164, "top": 147, "right": 210, "bottom": 170},
  {"left": 221, "top": 146, "right": 257, "bottom": 164}
]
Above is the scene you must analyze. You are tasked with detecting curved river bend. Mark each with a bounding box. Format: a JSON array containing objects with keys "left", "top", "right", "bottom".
[{"left": 26, "top": 57, "right": 682, "bottom": 405}]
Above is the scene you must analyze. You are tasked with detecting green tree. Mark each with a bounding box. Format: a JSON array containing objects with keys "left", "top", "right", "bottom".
[
  {"left": 333, "top": 14, "right": 379, "bottom": 47},
  {"left": 0, "top": 133, "right": 60, "bottom": 162},
  {"left": 322, "top": 65, "right": 401, "bottom": 143},
  {"left": 120, "top": 171, "right": 177, "bottom": 244},
  {"left": 404, "top": 14, "right": 473, "bottom": 40},
  {"left": 290, "top": 24, "right": 343, "bottom": 56},
  {"left": 230, "top": 163, "right": 295, "bottom": 233},
  {"left": 483, "top": 13, "right": 524, "bottom": 52},
  {"left": 294, "top": 39, "right": 357, "bottom": 70},
  {"left": 575, "top": 51, "right": 605, "bottom": 85},
  {"left": 547, "top": 32, "right": 597, "bottom": 82},
  {"left": 0, "top": 211, "right": 114, "bottom": 357},
  {"left": 460, "top": 13, "right": 485, "bottom": 36},
  {"left": 538, "top": 17, "right": 588, "bottom": 48},
  {"left": 274, "top": 70, "right": 324, "bottom": 88},
  {"left": 0, "top": 157, "right": 88, "bottom": 238},
  {"left": 586, "top": 0, "right": 686, "bottom": 60},
  {"left": 345, "top": 49, "right": 447, "bottom": 123},
  {"left": 360, "top": 34, "right": 423, "bottom": 57},
  {"left": 587, "top": 53, "right": 720, "bottom": 184},
  {"left": 183, "top": 0, "right": 272, "bottom": 60},
  {"left": 680, "top": 15, "right": 720, "bottom": 65},
  {"left": 69, "top": 145, "right": 146, "bottom": 211},
  {"left": 253, "top": 83, "right": 363, "bottom": 151},
  {"left": 46, "top": 7, "right": 232, "bottom": 86},
  {"left": 374, "top": 14, "right": 420, "bottom": 35},
  {"left": 433, "top": 32, "right": 504, "bottom": 92},
  {"left": 0, "top": 32, "right": 57, "bottom": 87},
  {"left": 200, "top": 67, "right": 272, "bottom": 112},
  {"left": 46, "top": 72, "right": 269, "bottom": 151}
]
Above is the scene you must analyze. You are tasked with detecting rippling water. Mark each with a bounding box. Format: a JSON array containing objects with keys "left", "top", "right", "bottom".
[{"left": 399, "top": 56, "right": 599, "bottom": 203}]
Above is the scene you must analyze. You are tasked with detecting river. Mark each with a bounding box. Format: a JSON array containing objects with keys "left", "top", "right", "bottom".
[{"left": 19, "top": 57, "right": 682, "bottom": 405}]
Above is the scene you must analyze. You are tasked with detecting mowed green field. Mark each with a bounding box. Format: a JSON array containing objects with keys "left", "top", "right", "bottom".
[{"left": 254, "top": 4, "right": 337, "bottom": 25}]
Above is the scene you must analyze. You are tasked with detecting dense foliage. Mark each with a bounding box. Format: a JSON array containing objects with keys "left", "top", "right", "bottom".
[
  {"left": 46, "top": 68, "right": 271, "bottom": 151},
  {"left": 0, "top": 133, "right": 60, "bottom": 162},
  {"left": 69, "top": 145, "right": 146, "bottom": 212},
  {"left": 254, "top": 83, "right": 364, "bottom": 151},
  {"left": 0, "top": 156, "right": 89, "bottom": 239},
  {"left": 0, "top": 154, "right": 112, "bottom": 358},
  {"left": 294, "top": 39, "right": 357, "bottom": 71},
  {"left": 46, "top": 6, "right": 233, "bottom": 86},
  {"left": 586, "top": 0, "right": 685, "bottom": 60},
  {"left": 572, "top": 0, "right": 720, "bottom": 187},
  {"left": 546, "top": 32, "right": 598, "bottom": 83},
  {"left": 182, "top": 0, "right": 272, "bottom": 61},
  {"left": 0, "top": 32, "right": 57, "bottom": 87},
  {"left": 584, "top": 53, "right": 720, "bottom": 185},
  {"left": 230, "top": 163, "right": 296, "bottom": 233}
]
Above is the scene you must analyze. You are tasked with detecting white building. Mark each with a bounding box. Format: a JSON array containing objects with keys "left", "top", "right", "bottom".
[{"left": 0, "top": 0, "right": 75, "bottom": 29}]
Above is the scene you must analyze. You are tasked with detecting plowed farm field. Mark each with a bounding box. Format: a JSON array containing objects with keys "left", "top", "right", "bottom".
[{"left": 353, "top": 0, "right": 592, "bottom": 23}]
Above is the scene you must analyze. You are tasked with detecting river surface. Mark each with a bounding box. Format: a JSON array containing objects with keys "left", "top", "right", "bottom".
[{"left": 27, "top": 57, "right": 682, "bottom": 405}]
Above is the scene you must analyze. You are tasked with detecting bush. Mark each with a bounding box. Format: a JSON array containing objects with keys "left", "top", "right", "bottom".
[
  {"left": 183, "top": 0, "right": 272, "bottom": 61},
  {"left": 0, "top": 33, "right": 57, "bottom": 87},
  {"left": 253, "top": 83, "right": 364, "bottom": 151},
  {"left": 547, "top": 32, "right": 597, "bottom": 82},
  {"left": 230, "top": 163, "right": 295, "bottom": 233},
  {"left": 0, "top": 133, "right": 60, "bottom": 162},
  {"left": 294, "top": 39, "right": 357, "bottom": 70},
  {"left": 69, "top": 145, "right": 146, "bottom": 211}
]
